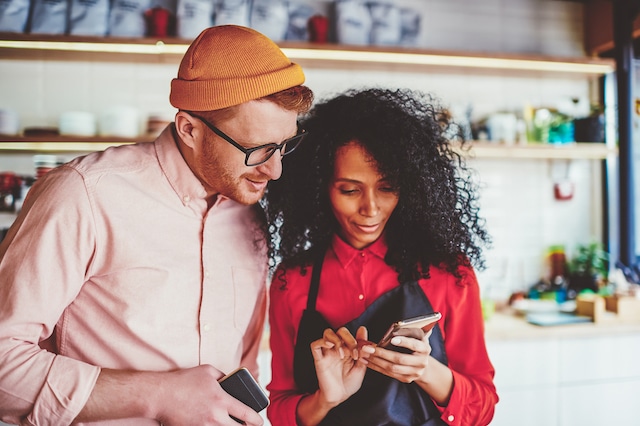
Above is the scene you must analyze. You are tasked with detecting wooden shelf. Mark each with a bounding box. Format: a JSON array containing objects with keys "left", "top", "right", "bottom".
[
  {"left": 0, "top": 33, "right": 615, "bottom": 76},
  {"left": 0, "top": 135, "right": 153, "bottom": 153},
  {"left": 462, "top": 141, "right": 616, "bottom": 160},
  {"left": 0, "top": 136, "right": 616, "bottom": 159},
  {"left": 0, "top": 33, "right": 616, "bottom": 160}
]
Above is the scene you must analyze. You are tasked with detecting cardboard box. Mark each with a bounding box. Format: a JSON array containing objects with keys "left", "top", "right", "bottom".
[
  {"left": 576, "top": 295, "right": 605, "bottom": 322},
  {"left": 604, "top": 295, "right": 640, "bottom": 321}
]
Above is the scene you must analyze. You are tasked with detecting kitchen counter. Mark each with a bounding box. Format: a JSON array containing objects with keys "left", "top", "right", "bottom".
[
  {"left": 484, "top": 308, "right": 640, "bottom": 341},
  {"left": 486, "top": 307, "right": 640, "bottom": 426}
]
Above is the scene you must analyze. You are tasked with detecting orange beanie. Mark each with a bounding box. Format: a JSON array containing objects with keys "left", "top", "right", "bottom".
[{"left": 170, "top": 25, "right": 305, "bottom": 111}]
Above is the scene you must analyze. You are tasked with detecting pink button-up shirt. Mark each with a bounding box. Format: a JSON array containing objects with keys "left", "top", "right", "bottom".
[{"left": 0, "top": 126, "right": 268, "bottom": 425}]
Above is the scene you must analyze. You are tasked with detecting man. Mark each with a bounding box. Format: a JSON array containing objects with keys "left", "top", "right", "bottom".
[{"left": 0, "top": 25, "right": 313, "bottom": 425}]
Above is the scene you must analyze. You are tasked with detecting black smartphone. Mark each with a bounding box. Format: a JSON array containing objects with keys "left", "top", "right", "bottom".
[
  {"left": 218, "top": 367, "right": 269, "bottom": 424},
  {"left": 378, "top": 312, "right": 442, "bottom": 349}
]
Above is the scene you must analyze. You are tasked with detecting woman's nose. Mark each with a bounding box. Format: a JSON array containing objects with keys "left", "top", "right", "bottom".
[{"left": 360, "top": 192, "right": 379, "bottom": 216}]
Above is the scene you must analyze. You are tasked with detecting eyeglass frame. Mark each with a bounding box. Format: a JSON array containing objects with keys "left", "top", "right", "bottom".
[{"left": 187, "top": 112, "right": 307, "bottom": 167}]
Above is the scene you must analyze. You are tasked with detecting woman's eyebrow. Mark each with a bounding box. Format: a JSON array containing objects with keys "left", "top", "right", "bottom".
[{"left": 333, "top": 177, "right": 361, "bottom": 184}]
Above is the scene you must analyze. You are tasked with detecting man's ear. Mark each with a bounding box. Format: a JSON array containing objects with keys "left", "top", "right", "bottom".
[{"left": 174, "top": 111, "right": 199, "bottom": 149}]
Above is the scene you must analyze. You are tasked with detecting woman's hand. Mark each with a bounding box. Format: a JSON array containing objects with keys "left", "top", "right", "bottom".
[
  {"left": 365, "top": 330, "right": 433, "bottom": 384},
  {"left": 310, "top": 326, "right": 375, "bottom": 407},
  {"left": 296, "top": 327, "right": 376, "bottom": 426}
]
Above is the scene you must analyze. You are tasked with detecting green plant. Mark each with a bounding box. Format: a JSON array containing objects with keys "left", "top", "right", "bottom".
[{"left": 568, "top": 242, "right": 610, "bottom": 280}]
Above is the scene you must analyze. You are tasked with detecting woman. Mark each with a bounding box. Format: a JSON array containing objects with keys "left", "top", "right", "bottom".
[{"left": 264, "top": 88, "right": 497, "bottom": 426}]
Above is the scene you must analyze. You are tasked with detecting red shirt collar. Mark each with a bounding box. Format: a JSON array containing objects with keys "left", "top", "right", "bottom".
[{"left": 330, "top": 234, "right": 388, "bottom": 269}]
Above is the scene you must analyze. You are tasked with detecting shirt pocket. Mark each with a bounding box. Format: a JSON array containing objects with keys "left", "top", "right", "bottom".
[{"left": 231, "top": 266, "right": 265, "bottom": 332}]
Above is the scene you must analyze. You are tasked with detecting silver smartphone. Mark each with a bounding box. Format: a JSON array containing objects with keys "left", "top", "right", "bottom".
[{"left": 378, "top": 312, "right": 442, "bottom": 349}]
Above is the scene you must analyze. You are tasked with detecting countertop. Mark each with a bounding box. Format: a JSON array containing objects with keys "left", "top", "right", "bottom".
[{"left": 484, "top": 308, "right": 640, "bottom": 341}]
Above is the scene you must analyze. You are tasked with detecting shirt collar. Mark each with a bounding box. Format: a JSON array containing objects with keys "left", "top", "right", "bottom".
[
  {"left": 154, "top": 124, "right": 210, "bottom": 213},
  {"left": 331, "top": 234, "right": 388, "bottom": 268}
]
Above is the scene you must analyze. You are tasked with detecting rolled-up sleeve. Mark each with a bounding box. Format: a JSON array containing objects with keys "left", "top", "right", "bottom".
[{"left": 0, "top": 168, "right": 100, "bottom": 425}]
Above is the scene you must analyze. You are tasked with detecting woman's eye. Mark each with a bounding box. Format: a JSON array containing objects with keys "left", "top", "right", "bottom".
[
  {"left": 339, "top": 187, "right": 358, "bottom": 195},
  {"left": 380, "top": 186, "right": 397, "bottom": 193}
]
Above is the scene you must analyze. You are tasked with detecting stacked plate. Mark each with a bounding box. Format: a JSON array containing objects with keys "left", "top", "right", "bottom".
[
  {"left": 99, "top": 106, "right": 140, "bottom": 138},
  {"left": 59, "top": 111, "right": 97, "bottom": 136}
]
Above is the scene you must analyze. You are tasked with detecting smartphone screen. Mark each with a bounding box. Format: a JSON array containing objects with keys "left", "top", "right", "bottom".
[{"left": 378, "top": 312, "right": 442, "bottom": 349}]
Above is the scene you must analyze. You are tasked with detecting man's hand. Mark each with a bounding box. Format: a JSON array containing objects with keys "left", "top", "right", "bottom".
[
  {"left": 76, "top": 365, "right": 264, "bottom": 425},
  {"left": 157, "top": 365, "right": 264, "bottom": 425}
]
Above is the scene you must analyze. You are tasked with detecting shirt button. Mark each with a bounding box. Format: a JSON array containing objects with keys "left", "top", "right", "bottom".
[
  {"left": 183, "top": 195, "right": 190, "bottom": 203},
  {"left": 447, "top": 414, "right": 455, "bottom": 422},
  {"left": 203, "top": 323, "right": 211, "bottom": 332},
  {"left": 204, "top": 270, "right": 210, "bottom": 278},
  {"left": 360, "top": 252, "right": 365, "bottom": 257},
  {"left": 358, "top": 294, "right": 364, "bottom": 300}
]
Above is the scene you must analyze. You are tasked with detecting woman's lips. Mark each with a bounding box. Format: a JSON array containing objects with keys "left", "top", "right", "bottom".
[{"left": 356, "top": 223, "right": 380, "bottom": 233}]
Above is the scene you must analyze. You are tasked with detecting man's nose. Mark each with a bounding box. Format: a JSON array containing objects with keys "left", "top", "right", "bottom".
[{"left": 256, "top": 150, "right": 283, "bottom": 180}]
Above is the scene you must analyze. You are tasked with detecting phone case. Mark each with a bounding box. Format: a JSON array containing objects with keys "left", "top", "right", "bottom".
[
  {"left": 378, "top": 312, "right": 442, "bottom": 349},
  {"left": 218, "top": 367, "right": 269, "bottom": 413}
]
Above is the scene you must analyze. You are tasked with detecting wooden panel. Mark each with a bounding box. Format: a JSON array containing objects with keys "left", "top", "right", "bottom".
[{"left": 585, "top": 0, "right": 640, "bottom": 56}]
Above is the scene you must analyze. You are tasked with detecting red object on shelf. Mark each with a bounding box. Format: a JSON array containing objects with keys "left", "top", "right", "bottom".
[
  {"left": 145, "top": 7, "right": 174, "bottom": 38},
  {"left": 308, "top": 14, "right": 329, "bottom": 43},
  {"left": 0, "top": 172, "right": 21, "bottom": 193}
]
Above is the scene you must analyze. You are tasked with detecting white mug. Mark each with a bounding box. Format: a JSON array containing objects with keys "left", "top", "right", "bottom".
[{"left": 0, "top": 109, "right": 20, "bottom": 135}]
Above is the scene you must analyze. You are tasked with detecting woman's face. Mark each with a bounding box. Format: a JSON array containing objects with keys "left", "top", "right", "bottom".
[{"left": 328, "top": 142, "right": 400, "bottom": 250}]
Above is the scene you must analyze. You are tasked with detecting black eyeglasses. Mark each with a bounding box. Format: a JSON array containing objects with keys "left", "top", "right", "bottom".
[{"left": 188, "top": 113, "right": 306, "bottom": 167}]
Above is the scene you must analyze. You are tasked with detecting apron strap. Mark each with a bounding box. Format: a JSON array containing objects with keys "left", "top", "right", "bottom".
[{"left": 306, "top": 249, "right": 325, "bottom": 311}]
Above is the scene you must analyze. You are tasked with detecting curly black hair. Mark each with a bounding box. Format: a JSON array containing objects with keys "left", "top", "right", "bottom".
[{"left": 263, "top": 87, "right": 490, "bottom": 283}]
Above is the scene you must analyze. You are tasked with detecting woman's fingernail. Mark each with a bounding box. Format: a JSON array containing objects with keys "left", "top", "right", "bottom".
[
  {"left": 391, "top": 337, "right": 401, "bottom": 345},
  {"left": 353, "top": 349, "right": 359, "bottom": 359},
  {"left": 363, "top": 345, "right": 375, "bottom": 354}
]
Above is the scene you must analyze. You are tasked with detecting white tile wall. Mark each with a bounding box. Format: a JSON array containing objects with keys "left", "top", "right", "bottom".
[{"left": 0, "top": 0, "right": 604, "bottom": 302}]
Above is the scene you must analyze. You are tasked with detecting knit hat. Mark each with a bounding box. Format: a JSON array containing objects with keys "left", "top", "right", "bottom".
[{"left": 170, "top": 25, "right": 305, "bottom": 111}]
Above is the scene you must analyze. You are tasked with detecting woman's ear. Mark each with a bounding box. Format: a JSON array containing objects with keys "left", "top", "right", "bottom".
[{"left": 174, "top": 111, "right": 198, "bottom": 149}]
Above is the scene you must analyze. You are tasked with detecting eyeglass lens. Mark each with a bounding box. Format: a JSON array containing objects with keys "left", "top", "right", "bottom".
[{"left": 246, "top": 134, "right": 304, "bottom": 166}]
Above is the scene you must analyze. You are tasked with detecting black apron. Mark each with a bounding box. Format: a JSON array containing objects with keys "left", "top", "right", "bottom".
[{"left": 293, "top": 251, "right": 448, "bottom": 426}]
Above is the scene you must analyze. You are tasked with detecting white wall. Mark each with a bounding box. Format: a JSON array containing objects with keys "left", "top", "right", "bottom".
[{"left": 0, "top": 0, "right": 603, "bottom": 302}]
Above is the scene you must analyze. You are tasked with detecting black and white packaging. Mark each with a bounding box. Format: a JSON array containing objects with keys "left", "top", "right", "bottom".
[
  {"left": 213, "top": 0, "right": 250, "bottom": 26},
  {"left": 0, "top": 0, "right": 30, "bottom": 32},
  {"left": 69, "top": 0, "right": 110, "bottom": 36},
  {"left": 176, "top": 0, "right": 213, "bottom": 39},
  {"left": 29, "top": 0, "right": 69, "bottom": 34},
  {"left": 250, "top": 0, "right": 288, "bottom": 42},
  {"left": 285, "top": 2, "right": 315, "bottom": 41},
  {"left": 334, "top": 0, "right": 371, "bottom": 45},
  {"left": 109, "top": 0, "right": 151, "bottom": 37}
]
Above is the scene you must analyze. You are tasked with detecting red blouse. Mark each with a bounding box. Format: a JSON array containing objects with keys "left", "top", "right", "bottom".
[{"left": 267, "top": 235, "right": 498, "bottom": 426}]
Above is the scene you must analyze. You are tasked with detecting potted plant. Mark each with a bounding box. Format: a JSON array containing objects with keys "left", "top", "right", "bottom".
[{"left": 567, "top": 242, "right": 610, "bottom": 296}]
